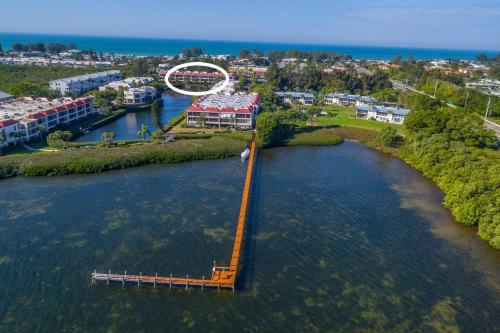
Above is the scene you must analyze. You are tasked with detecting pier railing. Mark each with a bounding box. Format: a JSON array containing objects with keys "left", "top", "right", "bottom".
[{"left": 92, "top": 131, "right": 257, "bottom": 292}]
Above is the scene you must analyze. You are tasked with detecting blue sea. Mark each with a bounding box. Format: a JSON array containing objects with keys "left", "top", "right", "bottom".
[{"left": 0, "top": 32, "right": 498, "bottom": 60}]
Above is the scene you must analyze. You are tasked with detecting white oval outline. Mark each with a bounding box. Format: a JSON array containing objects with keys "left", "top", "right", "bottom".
[{"left": 164, "top": 62, "right": 229, "bottom": 96}]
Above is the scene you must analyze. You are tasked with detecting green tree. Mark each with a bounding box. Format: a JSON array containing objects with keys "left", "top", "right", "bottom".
[
  {"left": 182, "top": 48, "right": 192, "bottom": 59},
  {"left": 137, "top": 124, "right": 151, "bottom": 141},
  {"left": 9, "top": 131, "right": 23, "bottom": 145},
  {"left": 9, "top": 82, "right": 46, "bottom": 97},
  {"left": 265, "top": 64, "right": 281, "bottom": 88},
  {"left": 150, "top": 101, "right": 162, "bottom": 129},
  {"left": 240, "top": 48, "right": 251, "bottom": 59},
  {"left": 380, "top": 127, "right": 402, "bottom": 147},
  {"left": 256, "top": 112, "right": 286, "bottom": 148},
  {"left": 196, "top": 113, "right": 207, "bottom": 132},
  {"left": 100, "top": 132, "right": 115, "bottom": 146},
  {"left": 191, "top": 47, "right": 203, "bottom": 57},
  {"left": 130, "top": 58, "right": 149, "bottom": 76},
  {"left": 151, "top": 130, "right": 164, "bottom": 144},
  {"left": 37, "top": 124, "right": 46, "bottom": 141},
  {"left": 307, "top": 106, "right": 321, "bottom": 126},
  {"left": 12, "top": 43, "right": 24, "bottom": 52}
]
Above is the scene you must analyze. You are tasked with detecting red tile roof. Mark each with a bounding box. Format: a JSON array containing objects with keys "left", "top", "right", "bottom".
[
  {"left": 188, "top": 106, "right": 203, "bottom": 112},
  {"left": 41, "top": 110, "right": 57, "bottom": 116},
  {"left": 0, "top": 119, "right": 18, "bottom": 128},
  {"left": 236, "top": 108, "right": 252, "bottom": 114},
  {"left": 27, "top": 112, "right": 45, "bottom": 120},
  {"left": 53, "top": 106, "right": 66, "bottom": 112}
]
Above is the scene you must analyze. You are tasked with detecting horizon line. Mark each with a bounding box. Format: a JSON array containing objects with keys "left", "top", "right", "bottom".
[{"left": 1, "top": 31, "right": 499, "bottom": 53}]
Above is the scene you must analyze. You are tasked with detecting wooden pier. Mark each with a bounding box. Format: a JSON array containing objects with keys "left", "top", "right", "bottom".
[{"left": 92, "top": 132, "right": 257, "bottom": 292}]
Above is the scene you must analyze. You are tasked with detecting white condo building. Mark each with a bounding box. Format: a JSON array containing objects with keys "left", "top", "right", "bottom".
[
  {"left": 355, "top": 104, "right": 411, "bottom": 124},
  {"left": 276, "top": 92, "right": 314, "bottom": 105},
  {"left": 99, "top": 77, "right": 155, "bottom": 92},
  {"left": 124, "top": 86, "right": 157, "bottom": 105},
  {"left": 50, "top": 70, "right": 122, "bottom": 95},
  {"left": 0, "top": 97, "right": 94, "bottom": 146},
  {"left": 324, "top": 93, "right": 377, "bottom": 107},
  {"left": 187, "top": 92, "right": 261, "bottom": 129}
]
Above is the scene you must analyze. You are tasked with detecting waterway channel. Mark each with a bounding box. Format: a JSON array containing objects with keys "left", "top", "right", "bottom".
[{"left": 76, "top": 94, "right": 191, "bottom": 142}]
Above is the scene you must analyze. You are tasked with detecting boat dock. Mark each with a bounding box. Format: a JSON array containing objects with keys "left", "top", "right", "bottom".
[{"left": 91, "top": 132, "right": 257, "bottom": 292}]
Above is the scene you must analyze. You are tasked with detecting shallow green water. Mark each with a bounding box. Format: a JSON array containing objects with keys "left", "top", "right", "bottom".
[{"left": 0, "top": 142, "right": 499, "bottom": 332}]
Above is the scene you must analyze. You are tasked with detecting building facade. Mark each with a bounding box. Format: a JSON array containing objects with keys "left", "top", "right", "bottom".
[
  {"left": 123, "top": 87, "right": 157, "bottom": 105},
  {"left": 355, "top": 104, "right": 410, "bottom": 124},
  {"left": 187, "top": 92, "right": 261, "bottom": 129},
  {"left": 170, "top": 71, "right": 227, "bottom": 83},
  {"left": 324, "top": 93, "right": 377, "bottom": 107},
  {"left": 0, "top": 97, "right": 94, "bottom": 145},
  {"left": 50, "top": 70, "right": 122, "bottom": 95},
  {"left": 276, "top": 92, "right": 314, "bottom": 105}
]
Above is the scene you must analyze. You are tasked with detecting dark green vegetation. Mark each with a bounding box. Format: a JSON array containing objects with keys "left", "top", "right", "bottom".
[
  {"left": 0, "top": 64, "right": 111, "bottom": 97},
  {"left": 255, "top": 92, "right": 499, "bottom": 248},
  {"left": 401, "top": 108, "right": 500, "bottom": 248},
  {"left": 9, "top": 42, "right": 76, "bottom": 54},
  {"left": 0, "top": 137, "right": 246, "bottom": 180},
  {"left": 382, "top": 57, "right": 500, "bottom": 118},
  {"left": 266, "top": 63, "right": 391, "bottom": 95},
  {"left": 284, "top": 128, "right": 344, "bottom": 146}
]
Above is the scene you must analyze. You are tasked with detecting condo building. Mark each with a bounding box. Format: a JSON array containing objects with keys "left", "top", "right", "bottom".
[
  {"left": 187, "top": 92, "right": 261, "bottom": 129},
  {"left": 355, "top": 104, "right": 411, "bottom": 124},
  {"left": 324, "top": 93, "right": 377, "bottom": 107},
  {"left": 50, "top": 70, "right": 122, "bottom": 95},
  {"left": 0, "top": 97, "right": 94, "bottom": 146},
  {"left": 169, "top": 71, "right": 228, "bottom": 83},
  {"left": 123, "top": 86, "right": 157, "bottom": 105},
  {"left": 276, "top": 92, "right": 315, "bottom": 105}
]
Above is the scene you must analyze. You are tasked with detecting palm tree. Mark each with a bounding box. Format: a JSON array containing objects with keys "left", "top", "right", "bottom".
[
  {"left": 0, "top": 129, "right": 6, "bottom": 145},
  {"left": 137, "top": 124, "right": 151, "bottom": 141},
  {"left": 230, "top": 114, "right": 236, "bottom": 129},
  {"left": 9, "top": 131, "right": 22, "bottom": 146},
  {"left": 37, "top": 124, "right": 46, "bottom": 141},
  {"left": 100, "top": 132, "right": 115, "bottom": 146},
  {"left": 61, "top": 131, "right": 72, "bottom": 147},
  {"left": 150, "top": 130, "right": 164, "bottom": 144},
  {"left": 196, "top": 113, "right": 207, "bottom": 133}
]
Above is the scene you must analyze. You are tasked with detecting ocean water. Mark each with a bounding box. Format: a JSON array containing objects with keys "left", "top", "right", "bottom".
[{"left": 1, "top": 32, "right": 498, "bottom": 60}]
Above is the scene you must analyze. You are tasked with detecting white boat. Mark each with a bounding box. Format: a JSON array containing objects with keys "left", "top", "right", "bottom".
[{"left": 241, "top": 148, "right": 250, "bottom": 160}]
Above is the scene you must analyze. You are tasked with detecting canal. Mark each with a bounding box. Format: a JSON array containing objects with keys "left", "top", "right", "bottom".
[
  {"left": 0, "top": 142, "right": 498, "bottom": 332},
  {"left": 76, "top": 94, "right": 191, "bottom": 142}
]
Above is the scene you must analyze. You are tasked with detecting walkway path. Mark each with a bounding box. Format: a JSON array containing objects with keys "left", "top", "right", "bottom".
[{"left": 92, "top": 132, "right": 257, "bottom": 291}]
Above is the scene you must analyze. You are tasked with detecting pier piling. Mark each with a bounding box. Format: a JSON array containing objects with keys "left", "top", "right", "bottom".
[{"left": 91, "top": 132, "right": 257, "bottom": 292}]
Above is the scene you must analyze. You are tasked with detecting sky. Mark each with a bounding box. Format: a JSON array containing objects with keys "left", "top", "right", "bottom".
[{"left": 1, "top": 0, "right": 499, "bottom": 50}]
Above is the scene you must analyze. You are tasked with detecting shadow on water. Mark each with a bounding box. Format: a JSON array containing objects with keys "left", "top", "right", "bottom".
[{"left": 235, "top": 149, "right": 263, "bottom": 292}]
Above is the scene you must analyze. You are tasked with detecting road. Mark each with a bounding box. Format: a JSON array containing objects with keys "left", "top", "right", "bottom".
[{"left": 391, "top": 79, "right": 499, "bottom": 138}]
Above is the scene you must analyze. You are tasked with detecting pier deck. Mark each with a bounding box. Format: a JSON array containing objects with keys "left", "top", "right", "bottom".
[{"left": 92, "top": 132, "right": 257, "bottom": 291}]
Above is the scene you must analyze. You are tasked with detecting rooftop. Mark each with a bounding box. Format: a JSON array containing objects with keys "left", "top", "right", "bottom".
[
  {"left": 189, "top": 92, "right": 260, "bottom": 114},
  {"left": 0, "top": 97, "right": 92, "bottom": 122},
  {"left": 357, "top": 104, "right": 411, "bottom": 116},
  {"left": 50, "top": 70, "right": 121, "bottom": 83}
]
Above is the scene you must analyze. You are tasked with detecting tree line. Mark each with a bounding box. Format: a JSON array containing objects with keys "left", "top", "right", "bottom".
[
  {"left": 265, "top": 63, "right": 392, "bottom": 94},
  {"left": 9, "top": 42, "right": 77, "bottom": 54}
]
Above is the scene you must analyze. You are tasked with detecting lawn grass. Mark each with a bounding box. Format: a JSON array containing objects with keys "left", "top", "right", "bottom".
[
  {"left": 305, "top": 105, "right": 404, "bottom": 133},
  {"left": 284, "top": 128, "right": 344, "bottom": 146}
]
